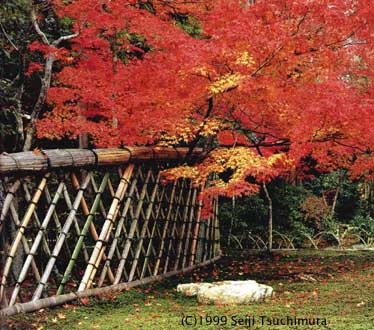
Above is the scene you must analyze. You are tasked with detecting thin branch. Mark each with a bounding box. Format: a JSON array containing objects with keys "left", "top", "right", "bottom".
[
  {"left": 0, "top": 22, "right": 19, "bottom": 51},
  {"left": 251, "top": 44, "right": 284, "bottom": 77},
  {"left": 53, "top": 32, "right": 79, "bottom": 47},
  {"left": 291, "top": 13, "right": 308, "bottom": 37},
  {"left": 184, "top": 97, "right": 214, "bottom": 163},
  {"left": 30, "top": 6, "right": 50, "bottom": 45}
]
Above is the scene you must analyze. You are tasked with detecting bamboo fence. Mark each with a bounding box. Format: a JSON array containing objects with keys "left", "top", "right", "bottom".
[{"left": 0, "top": 147, "right": 220, "bottom": 316}]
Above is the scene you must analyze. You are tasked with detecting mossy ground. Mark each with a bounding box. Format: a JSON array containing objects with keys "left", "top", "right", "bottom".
[{"left": 6, "top": 250, "right": 374, "bottom": 330}]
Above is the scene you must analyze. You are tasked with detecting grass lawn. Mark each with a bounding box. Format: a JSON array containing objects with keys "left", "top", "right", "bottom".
[{"left": 6, "top": 250, "right": 374, "bottom": 330}]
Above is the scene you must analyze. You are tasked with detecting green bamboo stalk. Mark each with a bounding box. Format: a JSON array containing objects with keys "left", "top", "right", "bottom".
[
  {"left": 62, "top": 186, "right": 90, "bottom": 262},
  {"left": 128, "top": 173, "right": 160, "bottom": 282},
  {"left": 189, "top": 195, "right": 203, "bottom": 266},
  {"left": 70, "top": 173, "right": 115, "bottom": 284},
  {"left": 85, "top": 171, "right": 135, "bottom": 289},
  {"left": 203, "top": 216, "right": 212, "bottom": 262},
  {"left": 97, "top": 170, "right": 139, "bottom": 287},
  {"left": 32, "top": 173, "right": 91, "bottom": 301},
  {"left": 140, "top": 185, "right": 165, "bottom": 279},
  {"left": 113, "top": 169, "right": 151, "bottom": 285},
  {"left": 91, "top": 174, "right": 124, "bottom": 262},
  {"left": 126, "top": 203, "right": 152, "bottom": 279},
  {"left": 162, "top": 180, "right": 188, "bottom": 274},
  {"left": 173, "top": 183, "right": 193, "bottom": 271},
  {"left": 0, "top": 173, "right": 49, "bottom": 303},
  {"left": 182, "top": 188, "right": 198, "bottom": 268},
  {"left": 44, "top": 185, "right": 70, "bottom": 258},
  {"left": 208, "top": 199, "right": 216, "bottom": 260},
  {"left": 56, "top": 173, "right": 109, "bottom": 295},
  {"left": 9, "top": 181, "right": 65, "bottom": 305},
  {"left": 78, "top": 165, "right": 134, "bottom": 291},
  {"left": 153, "top": 181, "right": 178, "bottom": 276},
  {"left": 213, "top": 196, "right": 221, "bottom": 257}
]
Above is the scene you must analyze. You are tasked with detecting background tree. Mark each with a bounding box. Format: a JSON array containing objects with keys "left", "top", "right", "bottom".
[{"left": 2, "top": 0, "right": 374, "bottom": 221}]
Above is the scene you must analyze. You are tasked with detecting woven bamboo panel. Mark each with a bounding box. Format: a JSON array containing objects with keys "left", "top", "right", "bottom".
[{"left": 0, "top": 148, "right": 220, "bottom": 316}]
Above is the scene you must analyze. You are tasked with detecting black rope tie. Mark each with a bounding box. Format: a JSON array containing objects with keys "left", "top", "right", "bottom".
[
  {"left": 89, "top": 149, "right": 99, "bottom": 167},
  {"left": 120, "top": 146, "right": 133, "bottom": 162},
  {"left": 7, "top": 154, "right": 21, "bottom": 172},
  {"left": 41, "top": 150, "right": 51, "bottom": 171}
]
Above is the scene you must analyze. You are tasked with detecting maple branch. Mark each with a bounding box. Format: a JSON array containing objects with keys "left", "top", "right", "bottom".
[
  {"left": 326, "top": 24, "right": 365, "bottom": 49},
  {"left": 30, "top": 5, "right": 50, "bottom": 45},
  {"left": 328, "top": 139, "right": 368, "bottom": 154},
  {"left": 291, "top": 13, "right": 308, "bottom": 37},
  {"left": 218, "top": 140, "right": 290, "bottom": 149},
  {"left": 251, "top": 45, "right": 284, "bottom": 77},
  {"left": 234, "top": 108, "right": 289, "bottom": 143},
  {"left": 53, "top": 32, "right": 80, "bottom": 47},
  {"left": 184, "top": 97, "right": 214, "bottom": 163}
]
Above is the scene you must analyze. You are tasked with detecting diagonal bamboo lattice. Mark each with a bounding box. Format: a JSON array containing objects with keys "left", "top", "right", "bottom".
[{"left": 0, "top": 147, "right": 221, "bottom": 316}]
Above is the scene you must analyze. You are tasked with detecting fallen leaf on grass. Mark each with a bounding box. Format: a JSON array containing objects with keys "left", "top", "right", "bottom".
[
  {"left": 57, "top": 313, "right": 66, "bottom": 320},
  {"left": 80, "top": 297, "right": 90, "bottom": 305}
]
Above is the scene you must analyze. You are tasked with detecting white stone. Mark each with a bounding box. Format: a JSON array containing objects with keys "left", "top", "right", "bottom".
[{"left": 177, "top": 280, "right": 273, "bottom": 304}]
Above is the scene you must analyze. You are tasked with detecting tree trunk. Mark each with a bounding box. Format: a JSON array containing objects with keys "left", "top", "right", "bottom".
[
  {"left": 262, "top": 182, "right": 273, "bottom": 251},
  {"left": 331, "top": 170, "right": 344, "bottom": 218},
  {"left": 23, "top": 52, "right": 55, "bottom": 151}
]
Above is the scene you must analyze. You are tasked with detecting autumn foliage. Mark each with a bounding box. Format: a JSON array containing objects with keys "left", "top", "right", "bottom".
[{"left": 29, "top": 0, "right": 374, "bottom": 199}]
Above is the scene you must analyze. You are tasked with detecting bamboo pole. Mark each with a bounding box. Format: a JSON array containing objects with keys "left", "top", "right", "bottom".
[
  {"left": 213, "top": 196, "right": 221, "bottom": 257},
  {"left": 0, "top": 148, "right": 203, "bottom": 175},
  {"left": 113, "top": 169, "right": 151, "bottom": 285},
  {"left": 8, "top": 203, "right": 42, "bottom": 295},
  {"left": 131, "top": 171, "right": 159, "bottom": 260},
  {"left": 140, "top": 186, "right": 165, "bottom": 279},
  {"left": 85, "top": 172, "right": 135, "bottom": 290},
  {"left": 208, "top": 198, "right": 216, "bottom": 260},
  {"left": 203, "top": 215, "right": 212, "bottom": 262},
  {"left": 23, "top": 183, "right": 52, "bottom": 258},
  {"left": 98, "top": 170, "right": 139, "bottom": 287},
  {"left": 32, "top": 173, "right": 91, "bottom": 301},
  {"left": 9, "top": 181, "right": 65, "bottom": 305},
  {"left": 195, "top": 218, "right": 206, "bottom": 264},
  {"left": 95, "top": 175, "right": 122, "bottom": 261},
  {"left": 0, "top": 180, "right": 21, "bottom": 234},
  {"left": 125, "top": 201, "right": 153, "bottom": 279},
  {"left": 0, "top": 173, "right": 49, "bottom": 303},
  {"left": 71, "top": 174, "right": 109, "bottom": 254},
  {"left": 173, "top": 183, "right": 193, "bottom": 271},
  {"left": 44, "top": 182, "right": 74, "bottom": 264},
  {"left": 162, "top": 180, "right": 187, "bottom": 274},
  {"left": 78, "top": 165, "right": 134, "bottom": 291},
  {"left": 127, "top": 173, "right": 160, "bottom": 282},
  {"left": 153, "top": 181, "right": 178, "bottom": 276},
  {"left": 44, "top": 185, "right": 67, "bottom": 252},
  {"left": 0, "top": 256, "right": 221, "bottom": 317},
  {"left": 62, "top": 184, "right": 90, "bottom": 262},
  {"left": 182, "top": 188, "right": 198, "bottom": 268},
  {"left": 56, "top": 173, "right": 110, "bottom": 295},
  {"left": 189, "top": 196, "right": 203, "bottom": 266}
]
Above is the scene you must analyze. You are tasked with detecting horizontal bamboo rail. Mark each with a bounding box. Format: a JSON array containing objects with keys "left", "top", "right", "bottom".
[
  {"left": 0, "top": 256, "right": 221, "bottom": 317},
  {"left": 0, "top": 147, "right": 220, "bottom": 316},
  {"left": 0, "top": 147, "right": 203, "bottom": 175}
]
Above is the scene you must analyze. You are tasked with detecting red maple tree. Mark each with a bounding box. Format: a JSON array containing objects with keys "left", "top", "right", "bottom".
[{"left": 31, "top": 0, "right": 374, "bottom": 198}]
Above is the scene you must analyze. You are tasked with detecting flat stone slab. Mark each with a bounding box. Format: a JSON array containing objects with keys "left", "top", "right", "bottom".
[{"left": 177, "top": 280, "right": 273, "bottom": 305}]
